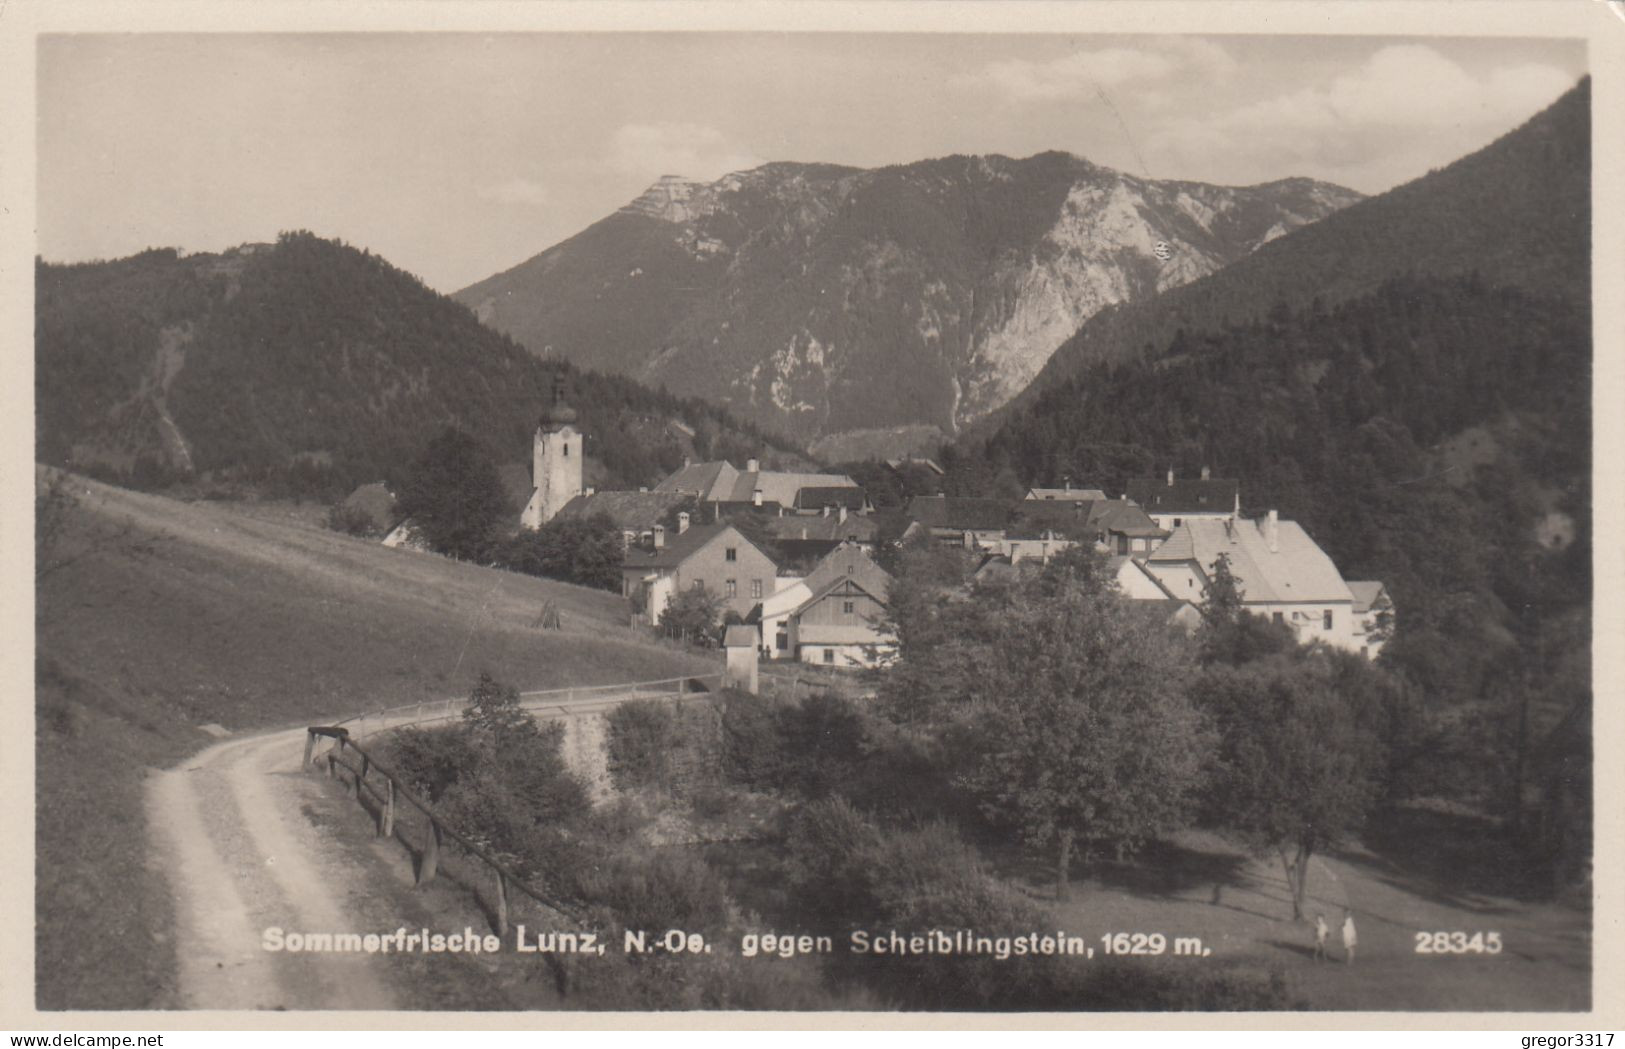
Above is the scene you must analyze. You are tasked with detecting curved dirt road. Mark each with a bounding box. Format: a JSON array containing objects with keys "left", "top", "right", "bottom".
[{"left": 147, "top": 726, "right": 398, "bottom": 1011}]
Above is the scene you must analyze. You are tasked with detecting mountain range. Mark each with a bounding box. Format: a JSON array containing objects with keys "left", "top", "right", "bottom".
[
  {"left": 35, "top": 234, "right": 805, "bottom": 500},
  {"left": 454, "top": 154, "right": 1360, "bottom": 454}
]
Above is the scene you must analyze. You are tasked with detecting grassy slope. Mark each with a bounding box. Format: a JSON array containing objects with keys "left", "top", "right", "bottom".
[{"left": 35, "top": 475, "right": 714, "bottom": 1009}]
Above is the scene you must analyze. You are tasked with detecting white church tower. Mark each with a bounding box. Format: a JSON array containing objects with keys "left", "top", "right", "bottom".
[{"left": 520, "top": 376, "right": 583, "bottom": 530}]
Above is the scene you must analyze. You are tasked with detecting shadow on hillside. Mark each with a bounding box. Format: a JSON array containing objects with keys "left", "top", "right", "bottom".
[
  {"left": 1088, "top": 837, "right": 1253, "bottom": 901},
  {"left": 1347, "top": 805, "right": 1550, "bottom": 911}
]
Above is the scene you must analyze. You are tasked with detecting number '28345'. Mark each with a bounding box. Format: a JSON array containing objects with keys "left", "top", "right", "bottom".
[{"left": 1413, "top": 931, "right": 1502, "bottom": 954}]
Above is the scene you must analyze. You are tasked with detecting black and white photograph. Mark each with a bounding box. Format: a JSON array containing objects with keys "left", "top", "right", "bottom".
[{"left": 6, "top": 0, "right": 1619, "bottom": 1026}]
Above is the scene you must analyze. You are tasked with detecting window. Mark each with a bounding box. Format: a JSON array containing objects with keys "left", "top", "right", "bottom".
[
  {"left": 842, "top": 600, "right": 855, "bottom": 614},
  {"left": 823, "top": 648, "right": 835, "bottom": 664},
  {"left": 751, "top": 579, "right": 763, "bottom": 599},
  {"left": 1173, "top": 518, "right": 1182, "bottom": 527},
  {"left": 1272, "top": 612, "right": 1285, "bottom": 624},
  {"left": 725, "top": 547, "right": 738, "bottom": 562},
  {"left": 847, "top": 564, "right": 854, "bottom": 574},
  {"left": 563, "top": 444, "right": 569, "bottom": 457},
  {"left": 1323, "top": 610, "right": 1334, "bottom": 630},
  {"left": 726, "top": 579, "right": 737, "bottom": 598},
  {"left": 776, "top": 632, "right": 788, "bottom": 651}
]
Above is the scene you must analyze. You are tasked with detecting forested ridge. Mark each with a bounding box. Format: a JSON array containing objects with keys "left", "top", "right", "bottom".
[
  {"left": 36, "top": 232, "right": 802, "bottom": 499},
  {"left": 990, "top": 77, "right": 1589, "bottom": 423}
]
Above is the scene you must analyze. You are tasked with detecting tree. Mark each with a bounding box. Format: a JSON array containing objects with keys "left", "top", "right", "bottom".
[
  {"left": 1196, "top": 652, "right": 1388, "bottom": 920},
  {"left": 887, "top": 563, "right": 1211, "bottom": 899},
  {"left": 497, "top": 512, "right": 624, "bottom": 590},
  {"left": 395, "top": 426, "right": 510, "bottom": 560},
  {"left": 658, "top": 584, "right": 724, "bottom": 644}
]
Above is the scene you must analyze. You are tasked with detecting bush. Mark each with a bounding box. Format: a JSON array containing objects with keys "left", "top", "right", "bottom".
[
  {"left": 604, "top": 699, "right": 677, "bottom": 792},
  {"left": 719, "top": 690, "right": 787, "bottom": 788},
  {"left": 326, "top": 501, "right": 380, "bottom": 538}
]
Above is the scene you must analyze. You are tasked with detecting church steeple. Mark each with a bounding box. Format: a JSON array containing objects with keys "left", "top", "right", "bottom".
[
  {"left": 522, "top": 373, "right": 584, "bottom": 529},
  {"left": 541, "top": 373, "right": 577, "bottom": 430}
]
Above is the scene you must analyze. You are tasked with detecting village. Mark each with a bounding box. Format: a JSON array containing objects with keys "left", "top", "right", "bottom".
[{"left": 368, "top": 386, "right": 1393, "bottom": 683}]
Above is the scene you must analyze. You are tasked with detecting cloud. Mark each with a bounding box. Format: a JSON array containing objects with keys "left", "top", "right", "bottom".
[
  {"left": 974, "top": 37, "right": 1237, "bottom": 102},
  {"left": 479, "top": 176, "right": 549, "bottom": 206},
  {"left": 611, "top": 123, "right": 764, "bottom": 181},
  {"left": 1147, "top": 46, "right": 1577, "bottom": 189}
]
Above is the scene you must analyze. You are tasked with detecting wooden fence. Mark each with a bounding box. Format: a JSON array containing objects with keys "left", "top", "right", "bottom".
[
  {"left": 305, "top": 726, "right": 586, "bottom": 937},
  {"left": 302, "top": 672, "right": 726, "bottom": 939},
  {"left": 331, "top": 673, "right": 726, "bottom": 740}
]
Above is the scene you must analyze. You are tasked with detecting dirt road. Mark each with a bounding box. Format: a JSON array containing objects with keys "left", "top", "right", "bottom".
[{"left": 146, "top": 726, "right": 398, "bottom": 1010}]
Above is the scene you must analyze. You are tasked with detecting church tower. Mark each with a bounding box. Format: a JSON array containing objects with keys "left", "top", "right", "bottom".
[{"left": 521, "top": 375, "right": 584, "bottom": 529}]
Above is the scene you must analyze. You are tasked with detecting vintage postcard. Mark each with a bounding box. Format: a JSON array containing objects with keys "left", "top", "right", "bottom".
[{"left": 3, "top": 0, "right": 1620, "bottom": 1032}]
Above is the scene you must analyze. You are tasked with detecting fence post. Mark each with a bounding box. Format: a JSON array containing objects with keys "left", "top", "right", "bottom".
[
  {"left": 494, "top": 870, "right": 509, "bottom": 937},
  {"left": 326, "top": 754, "right": 336, "bottom": 780},
  {"left": 381, "top": 778, "right": 396, "bottom": 838},
  {"left": 418, "top": 818, "right": 441, "bottom": 885},
  {"left": 302, "top": 732, "right": 315, "bottom": 771}
]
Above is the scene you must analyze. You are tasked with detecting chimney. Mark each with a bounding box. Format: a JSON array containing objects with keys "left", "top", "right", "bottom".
[
  {"left": 746, "top": 457, "right": 760, "bottom": 473},
  {"left": 753, "top": 487, "right": 763, "bottom": 507},
  {"left": 653, "top": 525, "right": 666, "bottom": 549},
  {"left": 1201, "top": 466, "right": 1211, "bottom": 481},
  {"left": 1265, "top": 509, "right": 1279, "bottom": 553},
  {"left": 801, "top": 527, "right": 808, "bottom": 540},
  {"left": 677, "top": 511, "right": 690, "bottom": 535},
  {"left": 1063, "top": 476, "right": 1071, "bottom": 492},
  {"left": 839, "top": 505, "right": 848, "bottom": 523},
  {"left": 1167, "top": 468, "right": 1175, "bottom": 487},
  {"left": 683, "top": 456, "right": 691, "bottom": 468},
  {"left": 638, "top": 486, "right": 648, "bottom": 493}
]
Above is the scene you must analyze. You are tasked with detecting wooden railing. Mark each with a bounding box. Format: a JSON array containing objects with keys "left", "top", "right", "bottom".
[
  {"left": 302, "top": 672, "right": 726, "bottom": 939},
  {"left": 304, "top": 726, "right": 587, "bottom": 936},
  {"left": 331, "top": 674, "right": 726, "bottom": 740}
]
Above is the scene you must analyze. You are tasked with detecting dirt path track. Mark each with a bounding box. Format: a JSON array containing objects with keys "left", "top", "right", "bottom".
[{"left": 147, "top": 726, "right": 398, "bottom": 1011}]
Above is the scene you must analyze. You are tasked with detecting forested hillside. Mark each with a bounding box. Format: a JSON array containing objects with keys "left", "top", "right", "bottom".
[
  {"left": 36, "top": 233, "right": 803, "bottom": 500},
  {"left": 971, "top": 272, "right": 1589, "bottom": 808},
  {"left": 993, "top": 78, "right": 1589, "bottom": 421}
]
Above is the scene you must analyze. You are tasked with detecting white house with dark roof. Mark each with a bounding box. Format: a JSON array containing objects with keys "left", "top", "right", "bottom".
[
  {"left": 1126, "top": 468, "right": 1240, "bottom": 531},
  {"left": 1144, "top": 511, "right": 1364, "bottom": 653},
  {"left": 619, "top": 518, "right": 780, "bottom": 624},
  {"left": 758, "top": 541, "right": 895, "bottom": 666}
]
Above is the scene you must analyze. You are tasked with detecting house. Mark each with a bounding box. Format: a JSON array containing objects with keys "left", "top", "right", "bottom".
[
  {"left": 762, "top": 504, "right": 880, "bottom": 546},
  {"left": 655, "top": 457, "right": 866, "bottom": 515},
  {"left": 620, "top": 517, "right": 780, "bottom": 624},
  {"left": 1024, "top": 482, "right": 1107, "bottom": 502},
  {"left": 1125, "top": 468, "right": 1240, "bottom": 530},
  {"left": 520, "top": 379, "right": 585, "bottom": 529},
  {"left": 1003, "top": 499, "right": 1165, "bottom": 560},
  {"left": 1078, "top": 499, "right": 1168, "bottom": 557},
  {"left": 723, "top": 625, "right": 760, "bottom": 693},
  {"left": 902, "top": 495, "right": 1012, "bottom": 550},
  {"left": 1142, "top": 511, "right": 1362, "bottom": 653},
  {"left": 763, "top": 542, "right": 895, "bottom": 665},
  {"left": 553, "top": 489, "right": 693, "bottom": 547},
  {"left": 1348, "top": 581, "right": 1393, "bottom": 660}
]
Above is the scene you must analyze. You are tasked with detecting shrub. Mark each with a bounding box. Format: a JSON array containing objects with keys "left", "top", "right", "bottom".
[
  {"left": 719, "top": 689, "right": 787, "bottom": 788},
  {"left": 604, "top": 699, "right": 677, "bottom": 792},
  {"left": 326, "top": 501, "right": 380, "bottom": 538}
]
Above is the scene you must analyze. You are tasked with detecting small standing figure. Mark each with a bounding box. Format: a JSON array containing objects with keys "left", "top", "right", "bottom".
[
  {"left": 1341, "top": 909, "right": 1358, "bottom": 965},
  {"left": 1313, "top": 913, "right": 1329, "bottom": 962}
]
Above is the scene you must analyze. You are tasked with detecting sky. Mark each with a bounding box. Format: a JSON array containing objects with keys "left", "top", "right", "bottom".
[{"left": 36, "top": 32, "right": 1586, "bottom": 292}]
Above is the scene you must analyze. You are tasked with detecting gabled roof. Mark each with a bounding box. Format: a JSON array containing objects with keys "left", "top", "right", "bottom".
[
  {"left": 1026, "top": 487, "right": 1107, "bottom": 502},
  {"left": 654, "top": 460, "right": 740, "bottom": 500},
  {"left": 723, "top": 624, "right": 758, "bottom": 648},
  {"left": 1126, "top": 476, "right": 1240, "bottom": 514},
  {"left": 496, "top": 462, "right": 536, "bottom": 515},
  {"left": 1147, "top": 516, "right": 1354, "bottom": 604},
  {"left": 792, "top": 573, "right": 889, "bottom": 619},
  {"left": 906, "top": 495, "right": 1013, "bottom": 532},
  {"left": 767, "top": 538, "right": 845, "bottom": 573},
  {"left": 1347, "top": 581, "right": 1388, "bottom": 614},
  {"left": 1081, "top": 499, "right": 1166, "bottom": 537},
  {"left": 764, "top": 513, "right": 880, "bottom": 542},
  {"left": 1110, "top": 555, "right": 1179, "bottom": 599},
  {"left": 800, "top": 541, "right": 893, "bottom": 602},
  {"left": 621, "top": 522, "right": 775, "bottom": 572},
  {"left": 555, "top": 490, "right": 692, "bottom": 532},
  {"left": 719, "top": 469, "right": 862, "bottom": 507},
  {"left": 794, "top": 486, "right": 868, "bottom": 511}
]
